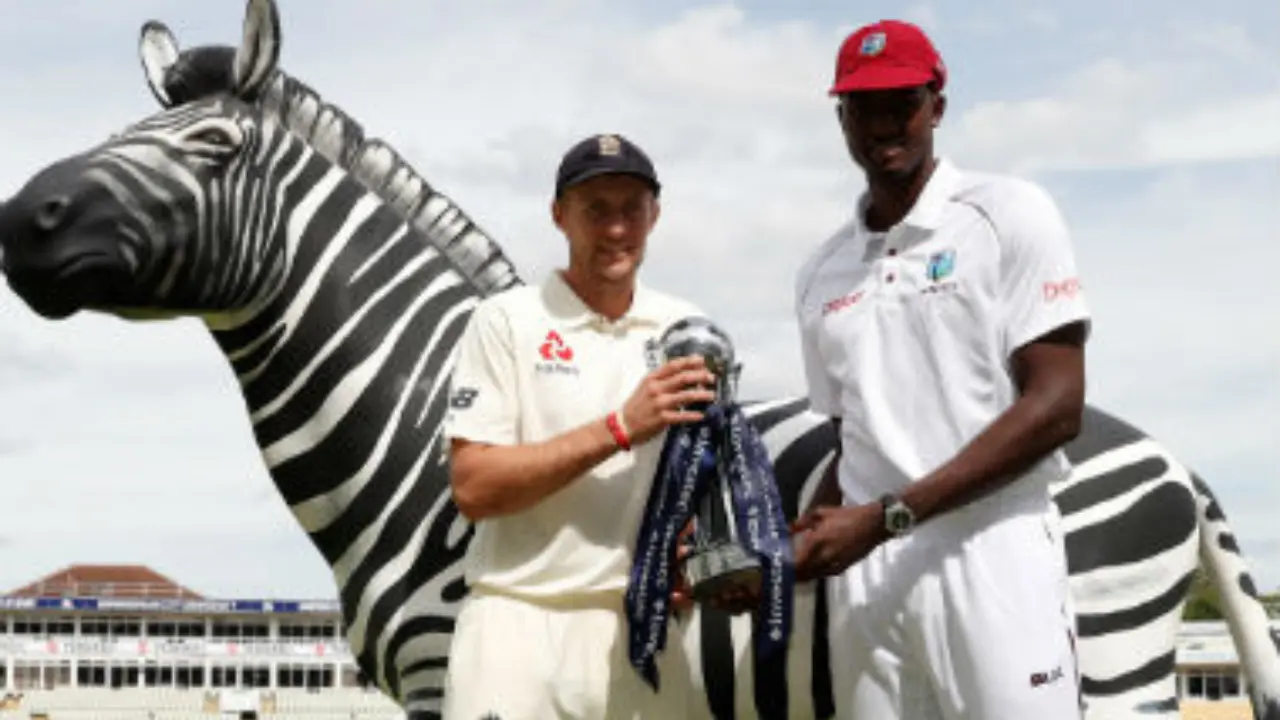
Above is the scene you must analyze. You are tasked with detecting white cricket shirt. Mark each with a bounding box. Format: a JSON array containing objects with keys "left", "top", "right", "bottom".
[
  {"left": 444, "top": 271, "right": 702, "bottom": 600},
  {"left": 794, "top": 159, "right": 1091, "bottom": 508}
]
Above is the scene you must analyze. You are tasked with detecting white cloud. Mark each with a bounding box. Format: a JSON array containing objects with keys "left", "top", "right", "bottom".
[
  {"left": 945, "top": 59, "right": 1280, "bottom": 173},
  {"left": 0, "top": 0, "right": 1276, "bottom": 598}
]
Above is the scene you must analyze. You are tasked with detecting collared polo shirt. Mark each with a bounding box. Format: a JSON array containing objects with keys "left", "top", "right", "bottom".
[
  {"left": 444, "top": 271, "right": 703, "bottom": 600},
  {"left": 794, "top": 159, "right": 1091, "bottom": 508}
]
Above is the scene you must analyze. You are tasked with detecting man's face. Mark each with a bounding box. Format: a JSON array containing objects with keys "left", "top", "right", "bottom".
[
  {"left": 837, "top": 84, "right": 945, "bottom": 183},
  {"left": 553, "top": 174, "right": 660, "bottom": 285}
]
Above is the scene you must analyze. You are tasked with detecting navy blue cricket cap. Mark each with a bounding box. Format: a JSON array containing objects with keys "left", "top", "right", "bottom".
[{"left": 554, "top": 133, "right": 661, "bottom": 199}]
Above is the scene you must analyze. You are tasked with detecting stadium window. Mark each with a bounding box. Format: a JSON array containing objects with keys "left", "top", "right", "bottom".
[
  {"left": 109, "top": 617, "right": 141, "bottom": 637},
  {"left": 13, "top": 662, "right": 40, "bottom": 690},
  {"left": 213, "top": 666, "right": 240, "bottom": 688},
  {"left": 1187, "top": 670, "right": 1204, "bottom": 698},
  {"left": 146, "top": 621, "right": 176, "bottom": 637},
  {"left": 77, "top": 660, "right": 106, "bottom": 688},
  {"left": 243, "top": 666, "right": 269, "bottom": 688},
  {"left": 49, "top": 617, "right": 74, "bottom": 636},
  {"left": 1223, "top": 673, "right": 1241, "bottom": 697},
  {"left": 1205, "top": 672, "right": 1224, "bottom": 700}
]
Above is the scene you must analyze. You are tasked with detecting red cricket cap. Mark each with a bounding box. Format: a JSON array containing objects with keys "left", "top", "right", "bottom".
[{"left": 829, "top": 20, "right": 947, "bottom": 95}]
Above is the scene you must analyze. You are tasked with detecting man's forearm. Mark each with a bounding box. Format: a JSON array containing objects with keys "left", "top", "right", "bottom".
[
  {"left": 451, "top": 418, "right": 621, "bottom": 521},
  {"left": 900, "top": 389, "right": 1081, "bottom": 525}
]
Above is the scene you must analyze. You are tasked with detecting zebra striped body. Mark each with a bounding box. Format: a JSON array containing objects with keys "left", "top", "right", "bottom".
[
  {"left": 732, "top": 399, "right": 1280, "bottom": 719},
  {"left": 0, "top": 1, "right": 1275, "bottom": 718}
]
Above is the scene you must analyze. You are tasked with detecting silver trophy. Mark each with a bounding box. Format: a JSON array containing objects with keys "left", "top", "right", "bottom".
[{"left": 660, "top": 317, "right": 762, "bottom": 603}]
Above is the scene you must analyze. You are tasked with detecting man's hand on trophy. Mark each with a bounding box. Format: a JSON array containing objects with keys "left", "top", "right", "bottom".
[
  {"left": 620, "top": 356, "right": 718, "bottom": 445},
  {"left": 791, "top": 503, "right": 887, "bottom": 582}
]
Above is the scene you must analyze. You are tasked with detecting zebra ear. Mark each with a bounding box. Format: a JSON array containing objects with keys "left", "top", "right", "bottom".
[
  {"left": 139, "top": 20, "right": 181, "bottom": 108},
  {"left": 232, "top": 0, "right": 281, "bottom": 101}
]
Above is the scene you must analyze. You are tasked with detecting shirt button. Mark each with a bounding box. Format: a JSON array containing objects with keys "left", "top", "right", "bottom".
[
  {"left": 886, "top": 273, "right": 896, "bottom": 283},
  {"left": 887, "top": 248, "right": 898, "bottom": 256}
]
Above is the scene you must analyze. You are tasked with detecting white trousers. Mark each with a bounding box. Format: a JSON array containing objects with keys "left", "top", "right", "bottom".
[
  {"left": 827, "top": 503, "right": 1084, "bottom": 720},
  {"left": 443, "top": 591, "right": 701, "bottom": 720}
]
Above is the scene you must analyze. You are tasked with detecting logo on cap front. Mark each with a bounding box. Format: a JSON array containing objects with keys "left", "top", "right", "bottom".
[
  {"left": 859, "top": 32, "right": 886, "bottom": 56},
  {"left": 597, "top": 134, "right": 622, "bottom": 156}
]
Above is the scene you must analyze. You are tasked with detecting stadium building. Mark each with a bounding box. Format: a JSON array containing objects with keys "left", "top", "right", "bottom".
[
  {"left": 0, "top": 565, "right": 401, "bottom": 719},
  {"left": 0, "top": 564, "right": 1270, "bottom": 719}
]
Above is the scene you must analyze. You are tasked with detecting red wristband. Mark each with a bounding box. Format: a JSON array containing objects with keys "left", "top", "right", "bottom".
[{"left": 606, "top": 412, "right": 632, "bottom": 451}]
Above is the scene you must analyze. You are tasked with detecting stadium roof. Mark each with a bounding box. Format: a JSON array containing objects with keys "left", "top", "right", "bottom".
[{"left": 4, "top": 564, "right": 205, "bottom": 600}]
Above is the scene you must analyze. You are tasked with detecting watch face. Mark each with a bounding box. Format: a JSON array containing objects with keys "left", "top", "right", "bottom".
[{"left": 887, "top": 506, "right": 913, "bottom": 533}]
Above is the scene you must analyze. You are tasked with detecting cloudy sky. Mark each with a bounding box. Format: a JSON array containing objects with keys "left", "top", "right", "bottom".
[{"left": 0, "top": 0, "right": 1276, "bottom": 601}]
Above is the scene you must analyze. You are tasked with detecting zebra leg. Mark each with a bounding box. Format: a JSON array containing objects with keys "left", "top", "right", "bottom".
[
  {"left": 1191, "top": 474, "right": 1280, "bottom": 720},
  {"left": 1058, "top": 438, "right": 1199, "bottom": 718}
]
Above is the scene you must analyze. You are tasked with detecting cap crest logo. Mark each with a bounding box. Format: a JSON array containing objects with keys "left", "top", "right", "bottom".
[
  {"left": 859, "top": 32, "right": 886, "bottom": 56},
  {"left": 597, "top": 134, "right": 622, "bottom": 156}
]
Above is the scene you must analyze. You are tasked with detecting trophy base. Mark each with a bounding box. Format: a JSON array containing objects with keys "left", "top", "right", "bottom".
[{"left": 684, "top": 542, "right": 761, "bottom": 603}]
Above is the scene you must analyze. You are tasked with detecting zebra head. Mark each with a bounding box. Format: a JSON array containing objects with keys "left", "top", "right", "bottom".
[{"left": 0, "top": 0, "right": 283, "bottom": 322}]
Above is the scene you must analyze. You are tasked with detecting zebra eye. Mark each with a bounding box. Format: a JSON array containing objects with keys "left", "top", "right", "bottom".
[
  {"left": 191, "top": 128, "right": 235, "bottom": 146},
  {"left": 182, "top": 122, "right": 243, "bottom": 153}
]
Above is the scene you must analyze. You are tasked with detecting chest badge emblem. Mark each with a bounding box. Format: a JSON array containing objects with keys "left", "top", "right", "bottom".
[{"left": 926, "top": 248, "right": 956, "bottom": 282}]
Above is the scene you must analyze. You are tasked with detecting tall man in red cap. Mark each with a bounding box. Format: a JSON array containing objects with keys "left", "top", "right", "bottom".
[{"left": 791, "top": 19, "right": 1091, "bottom": 720}]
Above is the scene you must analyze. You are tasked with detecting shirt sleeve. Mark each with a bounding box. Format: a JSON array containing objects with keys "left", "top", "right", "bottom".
[
  {"left": 795, "top": 264, "right": 842, "bottom": 417},
  {"left": 998, "top": 181, "right": 1093, "bottom": 358},
  {"left": 443, "top": 298, "right": 520, "bottom": 446}
]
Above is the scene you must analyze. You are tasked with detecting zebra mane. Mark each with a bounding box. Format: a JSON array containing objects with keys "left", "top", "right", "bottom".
[{"left": 250, "top": 64, "right": 522, "bottom": 296}]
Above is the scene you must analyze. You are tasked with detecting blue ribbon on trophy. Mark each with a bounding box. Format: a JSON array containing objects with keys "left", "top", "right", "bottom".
[{"left": 625, "top": 316, "right": 795, "bottom": 716}]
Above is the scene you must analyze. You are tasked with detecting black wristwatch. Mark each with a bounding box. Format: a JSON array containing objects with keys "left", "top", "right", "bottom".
[{"left": 879, "top": 493, "right": 916, "bottom": 537}]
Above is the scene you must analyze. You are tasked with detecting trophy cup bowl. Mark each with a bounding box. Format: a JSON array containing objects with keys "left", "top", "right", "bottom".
[{"left": 659, "top": 317, "right": 763, "bottom": 604}]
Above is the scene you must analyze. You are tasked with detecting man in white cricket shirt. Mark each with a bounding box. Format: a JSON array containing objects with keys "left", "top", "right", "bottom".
[
  {"left": 791, "top": 19, "right": 1092, "bottom": 720},
  {"left": 441, "top": 133, "right": 713, "bottom": 719}
]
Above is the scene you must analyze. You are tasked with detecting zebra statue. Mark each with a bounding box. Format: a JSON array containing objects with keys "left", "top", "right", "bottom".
[{"left": 0, "top": 1, "right": 1275, "bottom": 718}]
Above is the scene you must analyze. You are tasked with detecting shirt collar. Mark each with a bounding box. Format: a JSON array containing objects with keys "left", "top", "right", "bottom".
[
  {"left": 854, "top": 157, "right": 961, "bottom": 235},
  {"left": 543, "top": 270, "right": 665, "bottom": 329}
]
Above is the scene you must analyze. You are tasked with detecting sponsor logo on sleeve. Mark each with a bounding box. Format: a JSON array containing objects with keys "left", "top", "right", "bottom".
[
  {"left": 449, "top": 387, "right": 479, "bottom": 409},
  {"left": 1043, "top": 277, "right": 1081, "bottom": 302}
]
